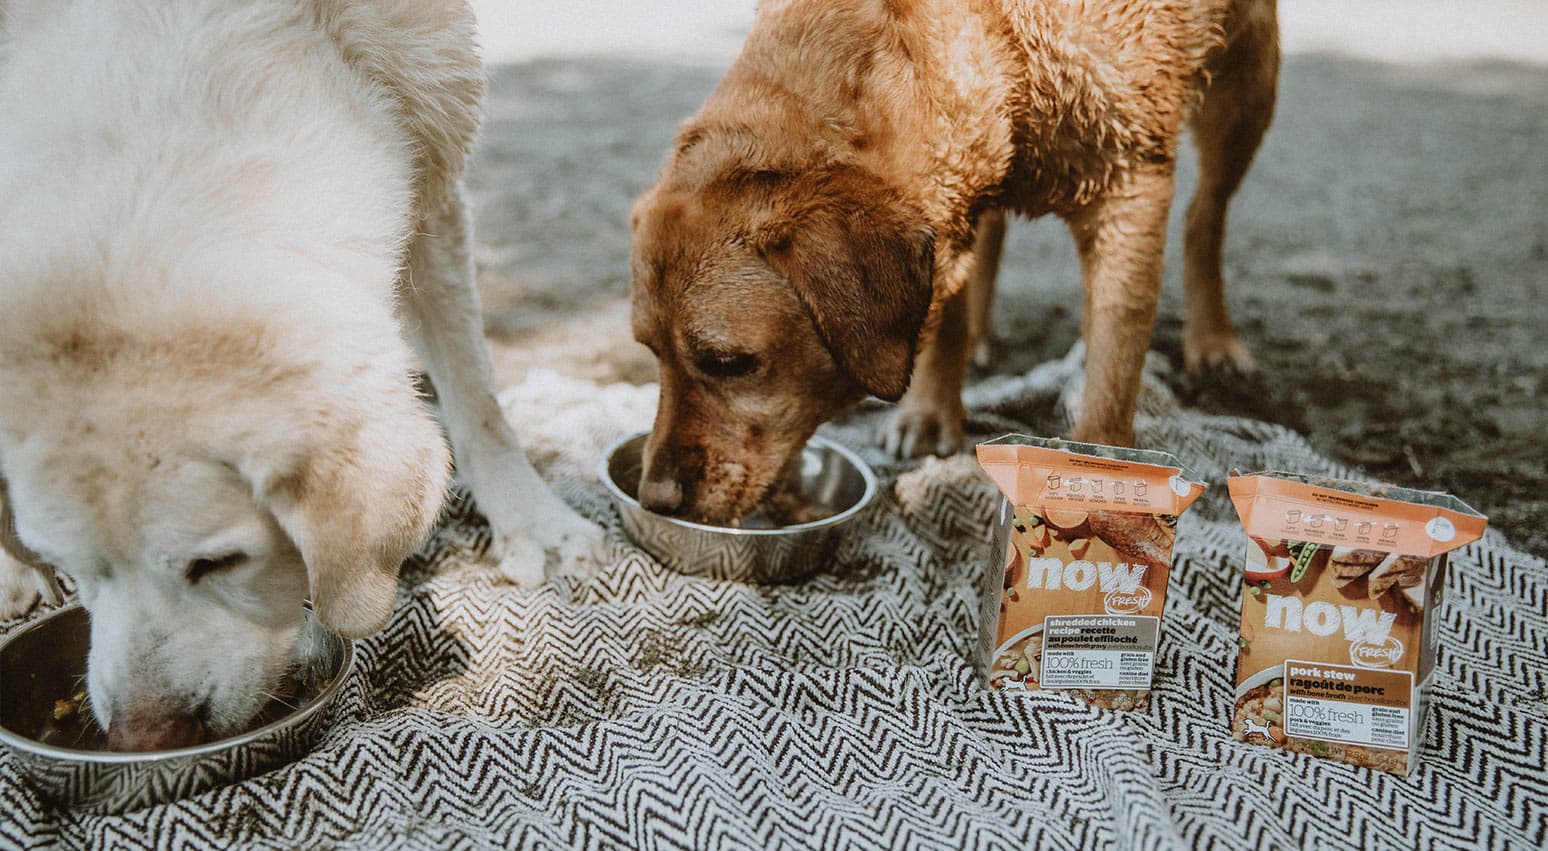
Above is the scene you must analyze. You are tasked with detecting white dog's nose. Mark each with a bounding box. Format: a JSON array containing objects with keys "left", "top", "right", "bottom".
[{"left": 106, "top": 708, "right": 206, "bottom": 752}]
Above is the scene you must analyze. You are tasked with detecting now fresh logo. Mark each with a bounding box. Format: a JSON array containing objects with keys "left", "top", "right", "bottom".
[
  {"left": 1349, "top": 635, "right": 1406, "bottom": 669},
  {"left": 1262, "top": 594, "right": 1397, "bottom": 643},
  {"left": 1025, "top": 559, "right": 1147, "bottom": 594},
  {"left": 1103, "top": 586, "right": 1152, "bottom": 614}
]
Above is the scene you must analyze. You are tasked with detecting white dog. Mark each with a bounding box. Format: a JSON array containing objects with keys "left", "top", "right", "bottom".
[{"left": 0, "top": 0, "right": 599, "bottom": 750}]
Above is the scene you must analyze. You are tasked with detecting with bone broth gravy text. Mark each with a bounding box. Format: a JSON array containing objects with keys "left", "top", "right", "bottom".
[
  {"left": 1228, "top": 472, "right": 1486, "bottom": 775},
  {"left": 976, "top": 436, "right": 1205, "bottom": 711}
]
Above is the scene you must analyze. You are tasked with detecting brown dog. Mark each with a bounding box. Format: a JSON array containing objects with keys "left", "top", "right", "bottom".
[{"left": 630, "top": 0, "right": 1279, "bottom": 523}]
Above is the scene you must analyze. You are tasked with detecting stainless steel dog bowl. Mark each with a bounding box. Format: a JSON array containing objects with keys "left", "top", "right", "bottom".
[
  {"left": 0, "top": 604, "right": 353, "bottom": 813},
  {"left": 601, "top": 432, "right": 878, "bottom": 583}
]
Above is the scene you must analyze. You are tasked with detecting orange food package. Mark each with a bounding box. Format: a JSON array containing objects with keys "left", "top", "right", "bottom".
[
  {"left": 975, "top": 435, "right": 1206, "bottom": 711},
  {"left": 1228, "top": 472, "right": 1486, "bottom": 775}
]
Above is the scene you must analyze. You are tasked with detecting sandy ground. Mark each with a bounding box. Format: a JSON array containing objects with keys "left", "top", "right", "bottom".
[
  {"left": 475, "top": 1, "right": 1548, "bottom": 67},
  {"left": 464, "top": 54, "right": 1548, "bottom": 556}
]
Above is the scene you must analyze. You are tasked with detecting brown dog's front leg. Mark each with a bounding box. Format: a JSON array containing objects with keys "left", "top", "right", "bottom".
[
  {"left": 1066, "top": 168, "right": 1175, "bottom": 447},
  {"left": 882, "top": 285, "right": 971, "bottom": 458}
]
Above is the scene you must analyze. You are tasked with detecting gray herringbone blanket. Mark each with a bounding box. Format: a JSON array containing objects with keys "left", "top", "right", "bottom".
[{"left": 3, "top": 351, "right": 1544, "bottom": 849}]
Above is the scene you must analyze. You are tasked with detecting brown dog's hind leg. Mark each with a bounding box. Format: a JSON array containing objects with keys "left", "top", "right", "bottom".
[
  {"left": 1182, "top": 0, "right": 1279, "bottom": 372},
  {"left": 882, "top": 285, "right": 971, "bottom": 458},
  {"left": 1067, "top": 167, "right": 1176, "bottom": 447},
  {"left": 965, "top": 208, "right": 1008, "bottom": 370}
]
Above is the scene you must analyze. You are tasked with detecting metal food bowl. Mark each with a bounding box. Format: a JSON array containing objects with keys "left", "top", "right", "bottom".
[
  {"left": 601, "top": 432, "right": 878, "bottom": 583},
  {"left": 0, "top": 604, "right": 352, "bottom": 813}
]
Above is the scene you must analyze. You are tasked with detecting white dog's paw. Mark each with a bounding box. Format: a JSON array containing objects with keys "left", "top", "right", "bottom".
[
  {"left": 881, "top": 402, "right": 966, "bottom": 459},
  {"left": 491, "top": 494, "right": 605, "bottom": 588},
  {"left": 493, "top": 534, "right": 548, "bottom": 588},
  {"left": 0, "top": 552, "right": 42, "bottom": 620}
]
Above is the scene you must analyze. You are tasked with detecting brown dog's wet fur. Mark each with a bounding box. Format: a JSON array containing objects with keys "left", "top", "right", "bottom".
[{"left": 631, "top": 0, "right": 1279, "bottom": 524}]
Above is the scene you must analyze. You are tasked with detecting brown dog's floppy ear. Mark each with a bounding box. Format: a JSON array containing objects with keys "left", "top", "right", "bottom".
[
  {"left": 757, "top": 168, "right": 935, "bottom": 401},
  {"left": 243, "top": 403, "right": 451, "bottom": 638}
]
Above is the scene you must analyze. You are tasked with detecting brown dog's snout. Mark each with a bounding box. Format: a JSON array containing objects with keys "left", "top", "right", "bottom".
[
  {"left": 107, "top": 707, "right": 207, "bottom": 752},
  {"left": 639, "top": 471, "right": 684, "bottom": 515},
  {"left": 638, "top": 435, "right": 689, "bottom": 515}
]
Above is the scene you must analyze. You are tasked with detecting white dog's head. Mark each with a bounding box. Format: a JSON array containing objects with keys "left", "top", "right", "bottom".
[{"left": 0, "top": 307, "right": 450, "bottom": 751}]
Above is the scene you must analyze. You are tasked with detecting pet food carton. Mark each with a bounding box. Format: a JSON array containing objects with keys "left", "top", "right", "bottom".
[
  {"left": 1228, "top": 472, "right": 1486, "bottom": 775},
  {"left": 975, "top": 435, "right": 1206, "bottom": 711}
]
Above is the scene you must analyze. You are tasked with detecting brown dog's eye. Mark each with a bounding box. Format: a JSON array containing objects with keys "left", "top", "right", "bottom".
[
  {"left": 694, "top": 351, "right": 759, "bottom": 379},
  {"left": 186, "top": 552, "right": 248, "bottom": 583}
]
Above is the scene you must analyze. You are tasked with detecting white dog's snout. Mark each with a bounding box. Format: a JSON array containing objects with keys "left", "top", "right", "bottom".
[{"left": 106, "top": 699, "right": 210, "bottom": 752}]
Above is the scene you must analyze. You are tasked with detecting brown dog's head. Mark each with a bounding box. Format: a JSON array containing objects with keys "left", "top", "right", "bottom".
[{"left": 630, "top": 139, "right": 934, "bottom": 524}]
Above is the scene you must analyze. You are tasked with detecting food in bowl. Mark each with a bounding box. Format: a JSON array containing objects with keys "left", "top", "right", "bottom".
[
  {"left": 601, "top": 432, "right": 876, "bottom": 583},
  {"left": 0, "top": 604, "right": 353, "bottom": 811},
  {"left": 731, "top": 487, "right": 836, "bottom": 529},
  {"left": 35, "top": 687, "right": 91, "bottom": 749},
  {"left": 24, "top": 674, "right": 331, "bottom": 752}
]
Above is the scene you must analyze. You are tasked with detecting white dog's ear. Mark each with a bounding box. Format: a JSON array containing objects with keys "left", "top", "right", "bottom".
[{"left": 245, "top": 405, "right": 451, "bottom": 638}]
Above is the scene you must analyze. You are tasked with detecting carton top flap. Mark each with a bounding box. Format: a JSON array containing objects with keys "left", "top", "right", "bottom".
[
  {"left": 976, "top": 434, "right": 1206, "bottom": 515},
  {"left": 1227, "top": 470, "right": 1487, "bottom": 557}
]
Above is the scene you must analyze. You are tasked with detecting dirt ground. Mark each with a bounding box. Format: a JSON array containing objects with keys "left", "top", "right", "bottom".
[{"left": 466, "top": 55, "right": 1548, "bottom": 557}]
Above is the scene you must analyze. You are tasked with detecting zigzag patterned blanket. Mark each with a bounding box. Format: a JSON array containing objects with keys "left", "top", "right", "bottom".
[{"left": 3, "top": 351, "right": 1544, "bottom": 849}]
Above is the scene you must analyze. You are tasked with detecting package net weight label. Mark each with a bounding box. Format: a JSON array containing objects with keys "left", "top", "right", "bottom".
[
  {"left": 1283, "top": 660, "right": 1414, "bottom": 749},
  {"left": 1039, "top": 615, "right": 1159, "bottom": 689}
]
